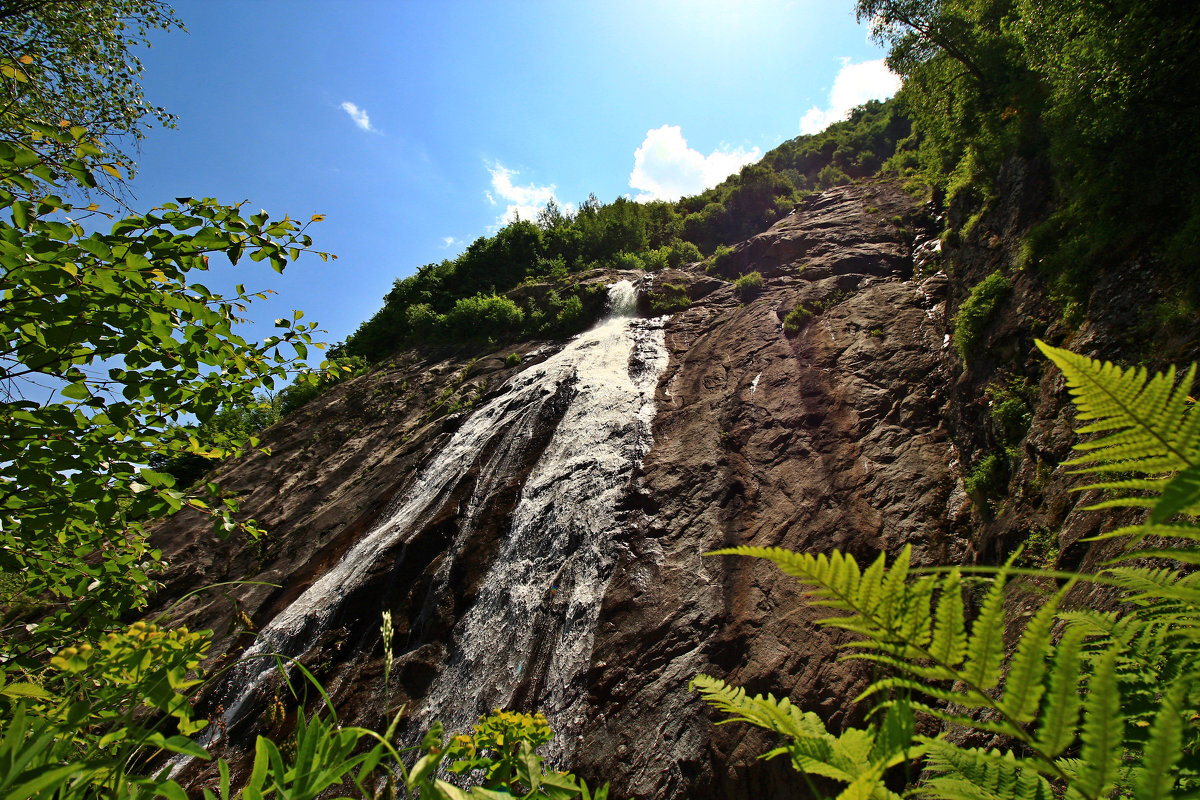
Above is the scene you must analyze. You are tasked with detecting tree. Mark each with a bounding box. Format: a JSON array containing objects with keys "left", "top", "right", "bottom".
[
  {"left": 0, "top": 117, "right": 326, "bottom": 656},
  {"left": 0, "top": 0, "right": 183, "bottom": 179}
]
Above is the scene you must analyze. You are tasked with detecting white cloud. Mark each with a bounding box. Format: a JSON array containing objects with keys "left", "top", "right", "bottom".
[
  {"left": 340, "top": 101, "right": 376, "bottom": 133},
  {"left": 628, "top": 125, "right": 760, "bottom": 202},
  {"left": 486, "top": 164, "right": 559, "bottom": 226},
  {"left": 441, "top": 236, "right": 459, "bottom": 248},
  {"left": 799, "top": 58, "right": 901, "bottom": 135}
]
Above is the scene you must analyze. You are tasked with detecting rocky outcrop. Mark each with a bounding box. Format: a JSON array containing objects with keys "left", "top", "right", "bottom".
[
  {"left": 152, "top": 174, "right": 1168, "bottom": 798},
  {"left": 574, "top": 181, "right": 972, "bottom": 798}
]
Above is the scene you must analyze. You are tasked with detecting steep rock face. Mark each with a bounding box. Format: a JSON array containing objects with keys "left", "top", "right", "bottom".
[
  {"left": 154, "top": 180, "right": 982, "bottom": 797},
  {"left": 576, "top": 181, "right": 972, "bottom": 798}
]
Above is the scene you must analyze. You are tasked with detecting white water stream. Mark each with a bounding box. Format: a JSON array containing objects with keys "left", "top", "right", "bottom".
[{"left": 193, "top": 281, "right": 667, "bottom": 767}]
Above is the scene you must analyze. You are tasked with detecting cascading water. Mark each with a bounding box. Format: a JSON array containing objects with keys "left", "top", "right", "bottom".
[
  {"left": 413, "top": 278, "right": 663, "bottom": 764},
  {"left": 194, "top": 280, "right": 666, "bottom": 768}
]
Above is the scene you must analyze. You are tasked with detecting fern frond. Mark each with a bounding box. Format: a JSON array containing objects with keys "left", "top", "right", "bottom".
[
  {"left": 689, "top": 675, "right": 823, "bottom": 741},
  {"left": 929, "top": 569, "right": 967, "bottom": 668},
  {"left": 1000, "top": 589, "right": 1064, "bottom": 724},
  {"left": 1133, "top": 681, "right": 1185, "bottom": 800},
  {"left": 1107, "top": 566, "right": 1199, "bottom": 604},
  {"left": 706, "top": 546, "right": 876, "bottom": 616},
  {"left": 962, "top": 571, "right": 1008, "bottom": 691},
  {"left": 1116, "top": 548, "right": 1200, "bottom": 565},
  {"left": 1074, "top": 647, "right": 1124, "bottom": 800},
  {"left": 1086, "top": 522, "right": 1200, "bottom": 542},
  {"left": 692, "top": 673, "right": 912, "bottom": 796},
  {"left": 1036, "top": 340, "right": 1198, "bottom": 481},
  {"left": 710, "top": 545, "right": 940, "bottom": 662},
  {"left": 1034, "top": 624, "right": 1086, "bottom": 758},
  {"left": 857, "top": 676, "right": 996, "bottom": 713},
  {"left": 1153, "top": 463, "right": 1200, "bottom": 522},
  {"left": 918, "top": 741, "right": 1055, "bottom": 800}
]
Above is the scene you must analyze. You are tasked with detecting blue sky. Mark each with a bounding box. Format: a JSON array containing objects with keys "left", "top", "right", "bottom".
[{"left": 130, "top": 1, "right": 898, "bottom": 358}]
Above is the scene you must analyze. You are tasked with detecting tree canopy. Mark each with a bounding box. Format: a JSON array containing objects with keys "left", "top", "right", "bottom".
[{"left": 0, "top": 0, "right": 182, "bottom": 179}]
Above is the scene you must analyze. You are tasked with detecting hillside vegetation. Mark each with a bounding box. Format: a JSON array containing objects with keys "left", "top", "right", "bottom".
[{"left": 335, "top": 99, "right": 909, "bottom": 361}]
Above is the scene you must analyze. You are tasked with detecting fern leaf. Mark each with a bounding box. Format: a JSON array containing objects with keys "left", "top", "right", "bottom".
[
  {"left": 1000, "top": 589, "right": 1064, "bottom": 724},
  {"left": 898, "top": 575, "right": 936, "bottom": 651},
  {"left": 962, "top": 573, "right": 1008, "bottom": 691},
  {"left": 1036, "top": 341, "right": 1198, "bottom": 479},
  {"left": 1034, "top": 624, "right": 1086, "bottom": 758},
  {"left": 1133, "top": 680, "right": 1185, "bottom": 799},
  {"left": 1107, "top": 567, "right": 1197, "bottom": 604},
  {"left": 1154, "top": 463, "right": 1200, "bottom": 521},
  {"left": 1073, "top": 646, "right": 1123, "bottom": 800},
  {"left": 929, "top": 569, "right": 968, "bottom": 668},
  {"left": 899, "top": 698, "right": 1030, "bottom": 740},
  {"left": 918, "top": 741, "right": 1054, "bottom": 800},
  {"left": 858, "top": 676, "right": 997, "bottom": 713},
  {"left": 834, "top": 769, "right": 892, "bottom": 800},
  {"left": 858, "top": 552, "right": 888, "bottom": 618},
  {"left": 1086, "top": 522, "right": 1200, "bottom": 542},
  {"left": 690, "top": 674, "right": 819, "bottom": 741},
  {"left": 868, "top": 700, "right": 916, "bottom": 765},
  {"left": 707, "top": 547, "right": 860, "bottom": 612},
  {"left": 1117, "top": 548, "right": 1200, "bottom": 565}
]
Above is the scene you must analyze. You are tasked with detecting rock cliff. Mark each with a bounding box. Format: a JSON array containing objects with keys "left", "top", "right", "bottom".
[{"left": 153, "top": 174, "right": 1145, "bottom": 798}]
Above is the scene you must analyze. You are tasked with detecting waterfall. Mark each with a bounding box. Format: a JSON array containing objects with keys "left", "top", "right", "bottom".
[{"left": 194, "top": 280, "right": 666, "bottom": 766}]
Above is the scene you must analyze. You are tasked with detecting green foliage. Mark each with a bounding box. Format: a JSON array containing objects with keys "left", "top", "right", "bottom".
[
  {"left": 783, "top": 290, "right": 848, "bottom": 337},
  {"left": 278, "top": 355, "right": 367, "bottom": 416},
  {"left": 964, "top": 452, "right": 1008, "bottom": 501},
  {"left": 0, "top": 120, "right": 325, "bottom": 652},
  {"left": 409, "top": 711, "right": 609, "bottom": 800},
  {"left": 987, "top": 378, "right": 1033, "bottom": 446},
  {"left": 1016, "top": 526, "right": 1059, "bottom": 569},
  {"left": 691, "top": 675, "right": 918, "bottom": 795},
  {"left": 860, "top": 0, "right": 1200, "bottom": 277},
  {"left": 0, "top": 1, "right": 183, "bottom": 177},
  {"left": 444, "top": 294, "right": 525, "bottom": 341},
  {"left": 505, "top": 352, "right": 522, "bottom": 367},
  {"left": 698, "top": 341, "right": 1200, "bottom": 799},
  {"left": 706, "top": 244, "right": 734, "bottom": 274},
  {"left": 647, "top": 282, "right": 690, "bottom": 315},
  {"left": 953, "top": 272, "right": 1012, "bottom": 359},
  {"left": 733, "top": 271, "right": 763, "bottom": 298},
  {"left": 782, "top": 303, "right": 812, "bottom": 335},
  {"left": 148, "top": 393, "right": 281, "bottom": 488}
]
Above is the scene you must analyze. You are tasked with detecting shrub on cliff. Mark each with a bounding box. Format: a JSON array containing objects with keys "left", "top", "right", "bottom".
[
  {"left": 444, "top": 293, "right": 526, "bottom": 340},
  {"left": 953, "top": 271, "right": 1012, "bottom": 359},
  {"left": 734, "top": 271, "right": 763, "bottom": 298}
]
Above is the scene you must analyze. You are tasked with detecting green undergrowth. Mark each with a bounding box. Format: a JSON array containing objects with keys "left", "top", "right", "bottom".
[
  {"left": 647, "top": 282, "right": 690, "bottom": 314},
  {"left": 953, "top": 271, "right": 1012, "bottom": 360}
]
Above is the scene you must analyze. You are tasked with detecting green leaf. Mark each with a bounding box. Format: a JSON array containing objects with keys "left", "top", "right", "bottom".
[
  {"left": 60, "top": 382, "right": 90, "bottom": 400},
  {"left": 999, "top": 589, "right": 1063, "bottom": 723},
  {"left": 962, "top": 572, "right": 1007, "bottom": 691},
  {"left": 1074, "top": 647, "right": 1123, "bottom": 799},
  {"left": 1152, "top": 464, "right": 1200, "bottom": 523},
  {"left": 1133, "top": 680, "right": 1185, "bottom": 800},
  {"left": 929, "top": 569, "right": 966, "bottom": 667},
  {"left": 0, "top": 682, "right": 54, "bottom": 700}
]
